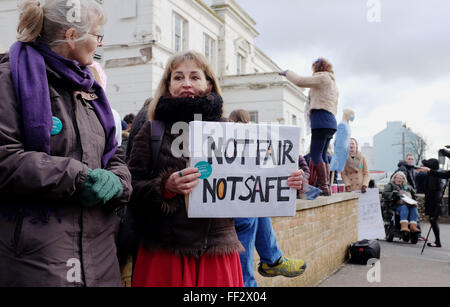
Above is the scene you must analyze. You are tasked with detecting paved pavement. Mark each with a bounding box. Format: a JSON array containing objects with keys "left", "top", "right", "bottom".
[{"left": 318, "top": 222, "right": 450, "bottom": 287}]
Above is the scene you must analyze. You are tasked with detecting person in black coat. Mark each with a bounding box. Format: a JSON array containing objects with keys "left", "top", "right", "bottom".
[
  {"left": 392, "top": 154, "right": 417, "bottom": 191},
  {"left": 419, "top": 159, "right": 447, "bottom": 247}
]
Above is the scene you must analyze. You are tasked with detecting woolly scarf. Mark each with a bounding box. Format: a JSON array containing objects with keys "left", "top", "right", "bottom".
[
  {"left": 9, "top": 40, "right": 117, "bottom": 168},
  {"left": 154, "top": 92, "right": 224, "bottom": 125},
  {"left": 346, "top": 151, "right": 363, "bottom": 172}
]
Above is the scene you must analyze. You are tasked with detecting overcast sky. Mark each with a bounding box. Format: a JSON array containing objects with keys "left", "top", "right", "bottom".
[{"left": 218, "top": 0, "right": 450, "bottom": 159}]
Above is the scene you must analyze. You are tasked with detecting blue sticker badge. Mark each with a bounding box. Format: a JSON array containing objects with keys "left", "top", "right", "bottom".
[
  {"left": 195, "top": 161, "right": 213, "bottom": 180},
  {"left": 51, "top": 116, "right": 63, "bottom": 136}
]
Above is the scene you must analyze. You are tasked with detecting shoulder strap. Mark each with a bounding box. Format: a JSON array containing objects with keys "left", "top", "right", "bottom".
[{"left": 150, "top": 120, "right": 165, "bottom": 173}]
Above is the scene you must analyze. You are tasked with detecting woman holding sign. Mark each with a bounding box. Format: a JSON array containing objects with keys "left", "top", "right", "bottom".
[
  {"left": 280, "top": 58, "right": 339, "bottom": 196},
  {"left": 128, "top": 51, "right": 305, "bottom": 287}
]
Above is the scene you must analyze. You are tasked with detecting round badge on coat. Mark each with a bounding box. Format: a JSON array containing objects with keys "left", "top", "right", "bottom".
[{"left": 51, "top": 116, "right": 63, "bottom": 136}]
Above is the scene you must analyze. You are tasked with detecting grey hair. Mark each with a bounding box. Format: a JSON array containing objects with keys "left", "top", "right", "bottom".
[
  {"left": 392, "top": 171, "right": 407, "bottom": 185},
  {"left": 17, "top": 0, "right": 107, "bottom": 45}
]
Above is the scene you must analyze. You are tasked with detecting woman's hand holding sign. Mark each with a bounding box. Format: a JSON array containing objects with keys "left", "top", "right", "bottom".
[
  {"left": 165, "top": 167, "right": 201, "bottom": 195},
  {"left": 286, "top": 169, "right": 304, "bottom": 191}
]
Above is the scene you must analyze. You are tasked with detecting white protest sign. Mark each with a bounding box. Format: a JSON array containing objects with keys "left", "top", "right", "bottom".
[
  {"left": 358, "top": 188, "right": 386, "bottom": 240},
  {"left": 188, "top": 121, "right": 300, "bottom": 218}
]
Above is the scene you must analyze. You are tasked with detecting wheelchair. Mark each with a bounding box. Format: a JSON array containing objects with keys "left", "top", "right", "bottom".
[{"left": 380, "top": 196, "right": 420, "bottom": 244}]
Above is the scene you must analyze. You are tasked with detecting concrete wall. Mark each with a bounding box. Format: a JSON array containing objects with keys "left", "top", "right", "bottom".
[{"left": 255, "top": 193, "right": 360, "bottom": 287}]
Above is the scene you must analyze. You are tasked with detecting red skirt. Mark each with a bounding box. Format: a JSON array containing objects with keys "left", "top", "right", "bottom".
[{"left": 132, "top": 248, "right": 244, "bottom": 287}]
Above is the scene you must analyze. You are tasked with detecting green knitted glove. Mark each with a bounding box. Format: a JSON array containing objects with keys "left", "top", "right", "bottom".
[{"left": 80, "top": 169, "right": 123, "bottom": 207}]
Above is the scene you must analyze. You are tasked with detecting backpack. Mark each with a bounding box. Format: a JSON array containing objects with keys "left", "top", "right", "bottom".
[{"left": 348, "top": 239, "right": 381, "bottom": 265}]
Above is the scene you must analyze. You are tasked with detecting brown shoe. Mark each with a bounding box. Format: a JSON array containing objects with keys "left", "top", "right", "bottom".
[
  {"left": 400, "top": 221, "right": 410, "bottom": 232},
  {"left": 409, "top": 222, "right": 420, "bottom": 233}
]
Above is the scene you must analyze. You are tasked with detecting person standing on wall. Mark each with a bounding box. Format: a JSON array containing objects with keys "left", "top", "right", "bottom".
[
  {"left": 280, "top": 58, "right": 339, "bottom": 196},
  {"left": 330, "top": 109, "right": 355, "bottom": 183}
]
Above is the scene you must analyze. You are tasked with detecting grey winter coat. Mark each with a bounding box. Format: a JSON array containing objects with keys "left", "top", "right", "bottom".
[{"left": 0, "top": 54, "right": 132, "bottom": 287}]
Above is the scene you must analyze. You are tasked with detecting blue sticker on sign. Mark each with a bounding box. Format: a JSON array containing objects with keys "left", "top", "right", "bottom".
[
  {"left": 195, "top": 161, "right": 213, "bottom": 180},
  {"left": 51, "top": 116, "right": 63, "bottom": 136}
]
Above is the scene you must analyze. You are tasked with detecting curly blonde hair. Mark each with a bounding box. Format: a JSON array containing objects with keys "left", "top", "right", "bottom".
[{"left": 312, "top": 58, "right": 334, "bottom": 74}]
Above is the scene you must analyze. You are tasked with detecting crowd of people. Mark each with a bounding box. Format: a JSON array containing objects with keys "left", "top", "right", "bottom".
[
  {"left": 0, "top": 0, "right": 446, "bottom": 287},
  {"left": 380, "top": 153, "right": 447, "bottom": 247}
]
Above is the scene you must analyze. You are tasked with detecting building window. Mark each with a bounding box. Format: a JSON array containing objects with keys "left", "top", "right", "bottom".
[
  {"left": 204, "top": 34, "right": 216, "bottom": 67},
  {"left": 249, "top": 111, "right": 259, "bottom": 123},
  {"left": 237, "top": 54, "right": 246, "bottom": 75},
  {"left": 173, "top": 13, "right": 188, "bottom": 52}
]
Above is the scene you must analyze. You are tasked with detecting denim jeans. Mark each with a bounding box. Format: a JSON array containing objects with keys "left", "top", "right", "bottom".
[
  {"left": 396, "top": 205, "right": 419, "bottom": 222},
  {"left": 234, "top": 217, "right": 283, "bottom": 287}
]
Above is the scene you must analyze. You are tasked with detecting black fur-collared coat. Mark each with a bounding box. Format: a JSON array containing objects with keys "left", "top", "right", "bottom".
[{"left": 128, "top": 94, "right": 243, "bottom": 257}]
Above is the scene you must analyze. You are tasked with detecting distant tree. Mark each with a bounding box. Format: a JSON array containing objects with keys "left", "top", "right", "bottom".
[{"left": 407, "top": 133, "right": 428, "bottom": 165}]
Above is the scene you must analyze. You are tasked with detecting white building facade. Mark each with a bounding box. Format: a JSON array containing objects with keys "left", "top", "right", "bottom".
[
  {"left": 0, "top": 0, "right": 18, "bottom": 52},
  {"left": 0, "top": 0, "right": 308, "bottom": 153}
]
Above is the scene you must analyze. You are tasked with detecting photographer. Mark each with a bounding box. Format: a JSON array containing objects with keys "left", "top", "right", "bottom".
[
  {"left": 418, "top": 148, "right": 450, "bottom": 248},
  {"left": 419, "top": 148, "right": 450, "bottom": 180},
  {"left": 418, "top": 159, "right": 446, "bottom": 248}
]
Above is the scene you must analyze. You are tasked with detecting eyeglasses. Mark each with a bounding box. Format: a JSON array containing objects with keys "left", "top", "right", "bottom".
[{"left": 88, "top": 33, "right": 104, "bottom": 44}]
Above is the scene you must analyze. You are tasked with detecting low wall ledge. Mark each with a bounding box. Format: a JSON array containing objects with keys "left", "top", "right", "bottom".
[{"left": 296, "top": 192, "right": 360, "bottom": 211}]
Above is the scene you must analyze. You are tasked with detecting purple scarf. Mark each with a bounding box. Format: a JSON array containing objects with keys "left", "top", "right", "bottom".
[{"left": 9, "top": 40, "right": 117, "bottom": 168}]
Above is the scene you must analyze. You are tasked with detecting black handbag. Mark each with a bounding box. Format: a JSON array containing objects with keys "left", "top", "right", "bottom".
[{"left": 348, "top": 239, "right": 381, "bottom": 265}]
